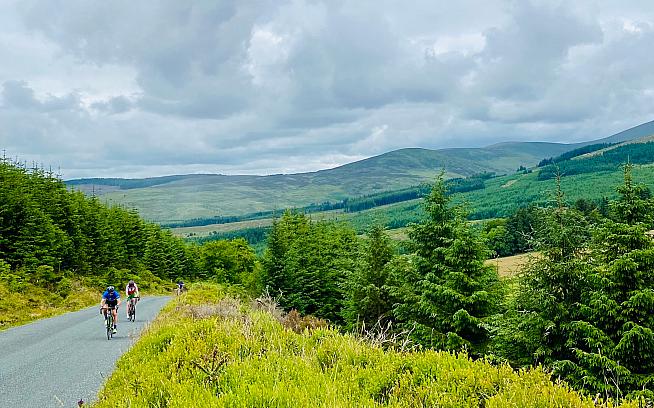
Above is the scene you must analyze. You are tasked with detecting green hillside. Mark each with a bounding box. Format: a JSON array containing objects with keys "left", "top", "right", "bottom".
[
  {"left": 67, "top": 142, "right": 574, "bottom": 223},
  {"left": 66, "top": 120, "right": 654, "bottom": 224},
  {"left": 174, "top": 139, "right": 654, "bottom": 247}
]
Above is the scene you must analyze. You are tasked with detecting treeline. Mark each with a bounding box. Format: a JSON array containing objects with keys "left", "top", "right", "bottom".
[
  {"left": 480, "top": 197, "right": 611, "bottom": 257},
  {"left": 538, "top": 141, "right": 654, "bottom": 180},
  {"left": 0, "top": 158, "right": 261, "bottom": 296},
  {"left": 537, "top": 142, "right": 616, "bottom": 167},
  {"left": 0, "top": 159, "right": 195, "bottom": 283},
  {"left": 65, "top": 174, "right": 192, "bottom": 190},
  {"left": 261, "top": 167, "right": 654, "bottom": 402},
  {"left": 167, "top": 173, "right": 493, "bottom": 230}
]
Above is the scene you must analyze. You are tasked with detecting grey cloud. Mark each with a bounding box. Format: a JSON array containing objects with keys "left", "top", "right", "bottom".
[
  {"left": 1, "top": 80, "right": 81, "bottom": 112},
  {"left": 1, "top": 0, "right": 654, "bottom": 178},
  {"left": 91, "top": 96, "right": 133, "bottom": 115}
]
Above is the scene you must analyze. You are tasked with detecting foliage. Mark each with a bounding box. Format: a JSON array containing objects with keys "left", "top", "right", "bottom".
[
  {"left": 537, "top": 143, "right": 616, "bottom": 167},
  {"left": 392, "top": 177, "right": 501, "bottom": 354},
  {"left": 262, "top": 211, "right": 358, "bottom": 323},
  {"left": 92, "top": 286, "right": 636, "bottom": 408},
  {"left": 494, "top": 167, "right": 654, "bottom": 402},
  {"left": 538, "top": 142, "right": 654, "bottom": 180},
  {"left": 560, "top": 164, "right": 654, "bottom": 400},
  {"left": 343, "top": 225, "right": 396, "bottom": 330},
  {"left": 492, "top": 176, "right": 593, "bottom": 369}
]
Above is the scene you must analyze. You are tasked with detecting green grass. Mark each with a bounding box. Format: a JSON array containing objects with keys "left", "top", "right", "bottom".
[
  {"left": 0, "top": 280, "right": 98, "bottom": 330},
  {"left": 92, "top": 284, "right": 637, "bottom": 408}
]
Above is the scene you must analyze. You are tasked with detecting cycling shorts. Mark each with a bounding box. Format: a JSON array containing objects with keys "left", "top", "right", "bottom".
[
  {"left": 127, "top": 294, "right": 138, "bottom": 301},
  {"left": 105, "top": 299, "right": 118, "bottom": 309}
]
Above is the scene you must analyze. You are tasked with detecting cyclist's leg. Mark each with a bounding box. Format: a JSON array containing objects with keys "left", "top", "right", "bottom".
[{"left": 126, "top": 295, "right": 133, "bottom": 317}]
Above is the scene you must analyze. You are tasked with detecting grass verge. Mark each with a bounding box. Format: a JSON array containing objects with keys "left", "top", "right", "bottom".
[
  {"left": 92, "top": 284, "right": 636, "bottom": 407},
  {"left": 0, "top": 280, "right": 97, "bottom": 330}
]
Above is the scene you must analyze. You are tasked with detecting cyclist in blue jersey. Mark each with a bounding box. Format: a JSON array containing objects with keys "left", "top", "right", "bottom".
[{"left": 100, "top": 286, "right": 121, "bottom": 334}]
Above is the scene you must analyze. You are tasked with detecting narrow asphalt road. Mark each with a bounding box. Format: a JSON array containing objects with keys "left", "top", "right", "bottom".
[{"left": 0, "top": 296, "right": 170, "bottom": 407}]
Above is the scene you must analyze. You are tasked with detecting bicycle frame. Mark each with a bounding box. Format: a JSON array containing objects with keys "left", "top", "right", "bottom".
[
  {"left": 128, "top": 298, "right": 137, "bottom": 322},
  {"left": 103, "top": 306, "right": 116, "bottom": 340}
]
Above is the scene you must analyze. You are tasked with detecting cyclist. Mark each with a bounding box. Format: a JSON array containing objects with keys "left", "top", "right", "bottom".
[
  {"left": 100, "top": 286, "right": 121, "bottom": 334},
  {"left": 176, "top": 280, "right": 184, "bottom": 295},
  {"left": 125, "top": 280, "right": 140, "bottom": 318}
]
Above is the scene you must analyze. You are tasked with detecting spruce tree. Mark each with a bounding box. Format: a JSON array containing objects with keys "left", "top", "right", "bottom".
[
  {"left": 565, "top": 164, "right": 654, "bottom": 400},
  {"left": 496, "top": 175, "right": 592, "bottom": 368},
  {"left": 399, "top": 176, "right": 500, "bottom": 354},
  {"left": 344, "top": 224, "right": 395, "bottom": 330}
]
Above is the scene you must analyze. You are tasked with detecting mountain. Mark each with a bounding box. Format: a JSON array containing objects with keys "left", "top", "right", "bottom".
[
  {"left": 67, "top": 142, "right": 574, "bottom": 223},
  {"left": 66, "top": 120, "right": 654, "bottom": 223},
  {"left": 593, "top": 119, "right": 654, "bottom": 144}
]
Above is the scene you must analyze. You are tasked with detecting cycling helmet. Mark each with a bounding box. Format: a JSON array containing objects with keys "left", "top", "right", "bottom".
[
  {"left": 107, "top": 286, "right": 115, "bottom": 292},
  {"left": 128, "top": 280, "right": 135, "bottom": 286}
]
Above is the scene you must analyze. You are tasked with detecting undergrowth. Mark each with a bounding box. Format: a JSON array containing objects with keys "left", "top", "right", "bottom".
[
  {"left": 0, "top": 279, "right": 97, "bottom": 329},
  {"left": 0, "top": 266, "right": 174, "bottom": 330},
  {"left": 92, "top": 284, "right": 639, "bottom": 407}
]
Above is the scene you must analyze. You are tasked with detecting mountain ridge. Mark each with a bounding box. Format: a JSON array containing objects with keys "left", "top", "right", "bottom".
[{"left": 65, "top": 120, "right": 654, "bottom": 222}]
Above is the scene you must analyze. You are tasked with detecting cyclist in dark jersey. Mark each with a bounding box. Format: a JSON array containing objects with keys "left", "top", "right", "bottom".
[{"left": 101, "top": 286, "right": 121, "bottom": 334}]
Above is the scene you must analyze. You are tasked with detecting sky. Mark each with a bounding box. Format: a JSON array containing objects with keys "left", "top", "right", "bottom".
[{"left": 1, "top": 0, "right": 653, "bottom": 179}]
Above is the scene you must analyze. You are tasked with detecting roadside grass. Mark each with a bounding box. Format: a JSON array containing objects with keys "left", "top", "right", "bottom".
[
  {"left": 0, "top": 280, "right": 97, "bottom": 330},
  {"left": 92, "top": 284, "right": 636, "bottom": 408},
  {"left": 0, "top": 270, "right": 175, "bottom": 331}
]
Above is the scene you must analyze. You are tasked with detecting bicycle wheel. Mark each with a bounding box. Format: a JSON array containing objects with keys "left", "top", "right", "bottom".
[
  {"left": 129, "top": 303, "right": 135, "bottom": 322},
  {"left": 106, "top": 311, "right": 113, "bottom": 340}
]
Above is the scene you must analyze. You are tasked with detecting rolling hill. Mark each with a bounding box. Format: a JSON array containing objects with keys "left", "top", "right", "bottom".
[
  {"left": 172, "top": 135, "right": 654, "bottom": 247},
  {"left": 66, "top": 120, "right": 654, "bottom": 223},
  {"left": 67, "top": 142, "right": 574, "bottom": 222}
]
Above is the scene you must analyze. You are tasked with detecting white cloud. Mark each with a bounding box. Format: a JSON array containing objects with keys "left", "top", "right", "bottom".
[{"left": 0, "top": 0, "right": 653, "bottom": 178}]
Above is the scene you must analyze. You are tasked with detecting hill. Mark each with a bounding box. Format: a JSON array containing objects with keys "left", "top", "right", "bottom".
[
  {"left": 68, "top": 142, "right": 574, "bottom": 223},
  {"left": 66, "top": 120, "right": 654, "bottom": 223},
  {"left": 172, "top": 137, "right": 654, "bottom": 248}
]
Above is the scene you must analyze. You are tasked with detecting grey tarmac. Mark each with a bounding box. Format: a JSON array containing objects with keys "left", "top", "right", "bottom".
[{"left": 0, "top": 296, "right": 169, "bottom": 407}]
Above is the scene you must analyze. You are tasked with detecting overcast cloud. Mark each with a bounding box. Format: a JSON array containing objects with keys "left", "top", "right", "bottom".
[{"left": 1, "top": 0, "right": 653, "bottom": 178}]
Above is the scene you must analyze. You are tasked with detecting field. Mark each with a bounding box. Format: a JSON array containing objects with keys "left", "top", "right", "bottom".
[
  {"left": 485, "top": 253, "right": 532, "bottom": 278},
  {"left": 91, "top": 284, "right": 636, "bottom": 408}
]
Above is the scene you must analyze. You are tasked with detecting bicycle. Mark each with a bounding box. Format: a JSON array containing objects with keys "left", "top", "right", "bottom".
[
  {"left": 127, "top": 297, "right": 139, "bottom": 322},
  {"left": 102, "top": 306, "right": 117, "bottom": 340}
]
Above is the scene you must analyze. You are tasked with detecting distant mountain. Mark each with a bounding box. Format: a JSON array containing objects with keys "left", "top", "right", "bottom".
[
  {"left": 593, "top": 120, "right": 654, "bottom": 144},
  {"left": 66, "top": 120, "right": 654, "bottom": 223}
]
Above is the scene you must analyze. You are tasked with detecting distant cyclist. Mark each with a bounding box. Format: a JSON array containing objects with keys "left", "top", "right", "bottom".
[
  {"left": 100, "top": 286, "right": 121, "bottom": 334},
  {"left": 176, "top": 280, "right": 184, "bottom": 295},
  {"left": 125, "top": 280, "right": 140, "bottom": 318}
]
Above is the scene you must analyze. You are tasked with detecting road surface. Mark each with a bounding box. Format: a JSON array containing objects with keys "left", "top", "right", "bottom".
[{"left": 0, "top": 296, "right": 169, "bottom": 407}]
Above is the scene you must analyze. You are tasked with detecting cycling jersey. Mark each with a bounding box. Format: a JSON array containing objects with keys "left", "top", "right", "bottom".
[
  {"left": 126, "top": 283, "right": 139, "bottom": 297},
  {"left": 102, "top": 290, "right": 120, "bottom": 302}
]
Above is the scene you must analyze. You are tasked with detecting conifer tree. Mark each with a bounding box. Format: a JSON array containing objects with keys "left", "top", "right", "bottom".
[
  {"left": 495, "top": 175, "right": 592, "bottom": 368},
  {"left": 344, "top": 224, "right": 395, "bottom": 330},
  {"left": 262, "top": 211, "right": 311, "bottom": 298},
  {"left": 563, "top": 164, "right": 654, "bottom": 400},
  {"left": 398, "top": 176, "right": 500, "bottom": 354}
]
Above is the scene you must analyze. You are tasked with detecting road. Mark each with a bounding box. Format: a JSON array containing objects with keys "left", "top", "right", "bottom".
[{"left": 0, "top": 296, "right": 169, "bottom": 407}]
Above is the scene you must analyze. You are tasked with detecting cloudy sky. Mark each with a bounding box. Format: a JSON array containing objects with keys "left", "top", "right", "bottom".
[{"left": 1, "top": 0, "right": 653, "bottom": 178}]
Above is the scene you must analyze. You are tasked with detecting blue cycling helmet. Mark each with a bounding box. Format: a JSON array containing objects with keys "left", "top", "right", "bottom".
[{"left": 107, "top": 286, "right": 115, "bottom": 292}]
